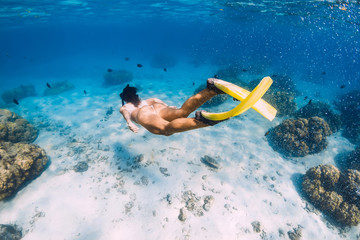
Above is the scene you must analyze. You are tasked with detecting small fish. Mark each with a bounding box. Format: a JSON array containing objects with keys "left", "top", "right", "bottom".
[
  {"left": 125, "top": 57, "right": 130, "bottom": 61},
  {"left": 242, "top": 69, "right": 247, "bottom": 72},
  {"left": 164, "top": 68, "right": 167, "bottom": 72},
  {"left": 192, "top": 82, "right": 195, "bottom": 86},
  {"left": 213, "top": 74, "right": 219, "bottom": 78},
  {"left": 46, "top": 82, "right": 51, "bottom": 88},
  {"left": 107, "top": 68, "right": 113, "bottom": 72},
  {"left": 264, "top": 130, "right": 270, "bottom": 136},
  {"left": 308, "top": 99, "right": 312, "bottom": 105},
  {"left": 13, "top": 98, "right": 19, "bottom": 105},
  {"left": 137, "top": 64, "right": 143, "bottom": 68},
  {"left": 321, "top": 71, "right": 326, "bottom": 75},
  {"left": 304, "top": 96, "right": 308, "bottom": 100},
  {"left": 84, "top": 90, "right": 87, "bottom": 95},
  {"left": 340, "top": 85, "right": 346, "bottom": 89}
]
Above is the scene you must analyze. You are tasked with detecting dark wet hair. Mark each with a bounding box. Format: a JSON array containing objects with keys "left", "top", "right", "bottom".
[{"left": 120, "top": 84, "right": 140, "bottom": 106}]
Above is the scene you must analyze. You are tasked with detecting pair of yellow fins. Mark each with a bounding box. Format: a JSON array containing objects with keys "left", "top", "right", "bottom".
[{"left": 201, "top": 77, "right": 277, "bottom": 122}]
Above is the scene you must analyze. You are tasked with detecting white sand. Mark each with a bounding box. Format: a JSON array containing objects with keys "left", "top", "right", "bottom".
[{"left": 0, "top": 62, "right": 358, "bottom": 240}]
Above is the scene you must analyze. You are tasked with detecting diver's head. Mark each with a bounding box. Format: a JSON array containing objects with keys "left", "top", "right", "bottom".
[{"left": 120, "top": 84, "right": 140, "bottom": 105}]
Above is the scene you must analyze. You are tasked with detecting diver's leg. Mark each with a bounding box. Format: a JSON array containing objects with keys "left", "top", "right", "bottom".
[
  {"left": 163, "top": 117, "right": 209, "bottom": 135},
  {"left": 139, "top": 114, "right": 208, "bottom": 136},
  {"left": 179, "top": 88, "right": 217, "bottom": 116},
  {"left": 160, "top": 88, "right": 217, "bottom": 121}
]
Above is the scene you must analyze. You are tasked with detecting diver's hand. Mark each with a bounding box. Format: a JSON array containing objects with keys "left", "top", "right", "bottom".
[{"left": 128, "top": 122, "right": 139, "bottom": 133}]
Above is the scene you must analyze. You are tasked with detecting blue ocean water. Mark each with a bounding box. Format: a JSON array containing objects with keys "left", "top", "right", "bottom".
[
  {"left": 1, "top": 0, "right": 359, "bottom": 90},
  {"left": 1, "top": 1, "right": 360, "bottom": 239}
]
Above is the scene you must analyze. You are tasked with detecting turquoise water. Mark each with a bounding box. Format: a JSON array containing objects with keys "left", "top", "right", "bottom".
[{"left": 1, "top": 1, "right": 359, "bottom": 89}]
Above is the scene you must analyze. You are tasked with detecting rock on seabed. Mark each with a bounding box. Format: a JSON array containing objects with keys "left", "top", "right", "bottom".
[{"left": 0, "top": 141, "right": 48, "bottom": 200}]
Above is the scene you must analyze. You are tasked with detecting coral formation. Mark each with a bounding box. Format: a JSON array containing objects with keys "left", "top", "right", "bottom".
[
  {"left": 302, "top": 164, "right": 360, "bottom": 226},
  {"left": 103, "top": 69, "right": 133, "bottom": 86},
  {"left": 43, "top": 81, "right": 75, "bottom": 96},
  {"left": 338, "top": 169, "right": 360, "bottom": 206},
  {"left": 1, "top": 84, "right": 37, "bottom": 104},
  {"left": 346, "top": 147, "right": 360, "bottom": 171},
  {"left": 267, "top": 117, "right": 332, "bottom": 157},
  {"left": 263, "top": 90, "right": 297, "bottom": 117},
  {"left": 0, "top": 141, "right": 48, "bottom": 200},
  {"left": 295, "top": 101, "right": 341, "bottom": 133},
  {"left": 0, "top": 109, "right": 38, "bottom": 143},
  {"left": 0, "top": 224, "right": 22, "bottom": 240},
  {"left": 150, "top": 54, "right": 177, "bottom": 69},
  {"left": 334, "top": 90, "right": 360, "bottom": 144}
]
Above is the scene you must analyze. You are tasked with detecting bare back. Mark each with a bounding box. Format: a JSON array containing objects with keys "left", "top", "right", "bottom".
[
  {"left": 120, "top": 86, "right": 217, "bottom": 135},
  {"left": 128, "top": 98, "right": 169, "bottom": 123}
]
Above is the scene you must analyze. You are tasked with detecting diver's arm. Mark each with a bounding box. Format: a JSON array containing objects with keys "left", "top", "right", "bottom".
[{"left": 120, "top": 106, "right": 139, "bottom": 133}]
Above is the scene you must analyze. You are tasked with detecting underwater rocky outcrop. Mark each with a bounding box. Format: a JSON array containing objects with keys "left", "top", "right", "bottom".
[
  {"left": 43, "top": 81, "right": 75, "bottom": 96},
  {"left": 150, "top": 54, "right": 177, "bottom": 69},
  {"left": 0, "top": 109, "right": 38, "bottom": 143},
  {"left": 302, "top": 164, "right": 360, "bottom": 226},
  {"left": 294, "top": 101, "right": 341, "bottom": 133},
  {"left": 0, "top": 141, "right": 48, "bottom": 200},
  {"left": 0, "top": 224, "right": 22, "bottom": 240},
  {"left": 1, "top": 84, "right": 37, "bottom": 104},
  {"left": 345, "top": 147, "right": 360, "bottom": 171},
  {"left": 334, "top": 90, "right": 360, "bottom": 145},
  {"left": 103, "top": 69, "right": 133, "bottom": 86},
  {"left": 267, "top": 117, "right": 332, "bottom": 157}
]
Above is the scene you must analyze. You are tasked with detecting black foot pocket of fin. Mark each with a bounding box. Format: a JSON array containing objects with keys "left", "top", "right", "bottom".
[
  {"left": 207, "top": 78, "right": 225, "bottom": 94},
  {"left": 195, "top": 111, "right": 227, "bottom": 126}
]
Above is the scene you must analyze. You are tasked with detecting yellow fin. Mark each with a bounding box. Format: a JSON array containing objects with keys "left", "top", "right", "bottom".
[{"left": 201, "top": 77, "right": 277, "bottom": 121}]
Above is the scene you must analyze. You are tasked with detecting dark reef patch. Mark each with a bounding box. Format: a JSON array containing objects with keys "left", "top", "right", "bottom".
[
  {"left": 43, "top": 81, "right": 75, "bottom": 96},
  {"left": 103, "top": 69, "right": 133, "bottom": 86},
  {"left": 294, "top": 101, "right": 341, "bottom": 133},
  {"left": 302, "top": 164, "right": 360, "bottom": 226},
  {"left": 0, "top": 141, "right": 48, "bottom": 200},
  {"left": 0, "top": 109, "right": 38, "bottom": 143},
  {"left": 267, "top": 117, "right": 332, "bottom": 157},
  {"left": 1, "top": 84, "right": 36, "bottom": 104}
]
